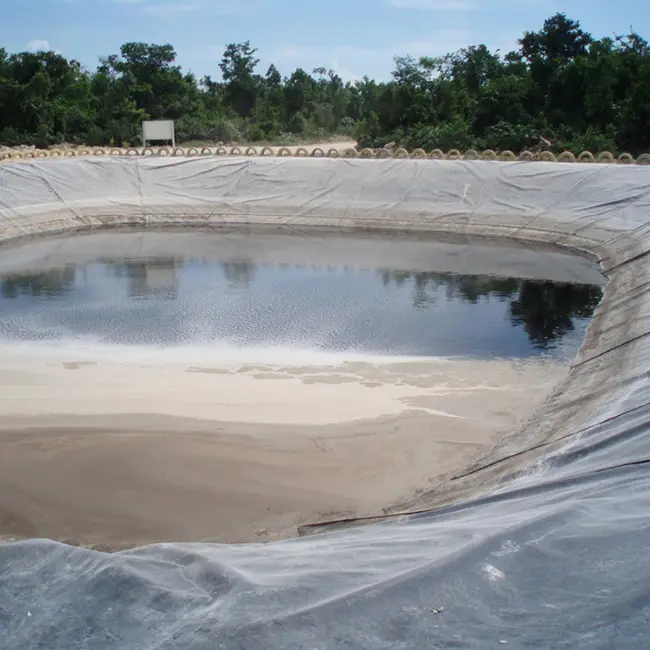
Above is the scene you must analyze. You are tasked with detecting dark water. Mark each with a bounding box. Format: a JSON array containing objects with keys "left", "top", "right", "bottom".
[{"left": 0, "top": 254, "right": 602, "bottom": 360}]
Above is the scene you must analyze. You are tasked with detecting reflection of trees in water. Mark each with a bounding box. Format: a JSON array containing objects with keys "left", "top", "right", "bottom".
[
  {"left": 127, "top": 260, "right": 178, "bottom": 299},
  {"left": 380, "top": 270, "right": 520, "bottom": 306},
  {"left": 222, "top": 261, "right": 255, "bottom": 288},
  {"left": 379, "top": 269, "right": 602, "bottom": 348},
  {"left": 1, "top": 261, "right": 602, "bottom": 350},
  {"left": 1, "top": 266, "right": 77, "bottom": 298},
  {"left": 104, "top": 257, "right": 184, "bottom": 275},
  {"left": 105, "top": 258, "right": 180, "bottom": 299},
  {"left": 510, "top": 281, "right": 602, "bottom": 348}
]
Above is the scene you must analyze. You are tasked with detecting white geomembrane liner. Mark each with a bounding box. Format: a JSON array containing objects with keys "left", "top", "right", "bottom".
[{"left": 0, "top": 156, "right": 649, "bottom": 649}]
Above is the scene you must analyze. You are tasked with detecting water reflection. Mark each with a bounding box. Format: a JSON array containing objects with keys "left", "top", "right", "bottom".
[
  {"left": 222, "top": 261, "right": 256, "bottom": 289},
  {"left": 379, "top": 269, "right": 602, "bottom": 348},
  {"left": 380, "top": 270, "right": 521, "bottom": 308},
  {"left": 106, "top": 259, "right": 180, "bottom": 300},
  {"left": 1, "top": 266, "right": 77, "bottom": 299},
  {"left": 0, "top": 257, "right": 603, "bottom": 357},
  {"left": 511, "top": 281, "right": 602, "bottom": 348}
]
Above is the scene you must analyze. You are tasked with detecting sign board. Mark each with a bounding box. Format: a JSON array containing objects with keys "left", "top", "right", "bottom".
[{"left": 142, "top": 120, "right": 175, "bottom": 147}]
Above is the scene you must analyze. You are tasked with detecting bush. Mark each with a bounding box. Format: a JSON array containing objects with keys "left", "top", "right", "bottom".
[
  {"left": 404, "top": 120, "right": 472, "bottom": 151},
  {"left": 354, "top": 112, "right": 382, "bottom": 148},
  {"left": 245, "top": 124, "right": 266, "bottom": 142},
  {"left": 286, "top": 112, "right": 308, "bottom": 135},
  {"left": 33, "top": 124, "right": 54, "bottom": 149},
  {"left": 339, "top": 116, "right": 356, "bottom": 136},
  {"left": 480, "top": 121, "right": 536, "bottom": 152},
  {"left": 0, "top": 127, "right": 23, "bottom": 147},
  {"left": 555, "top": 127, "right": 618, "bottom": 154}
]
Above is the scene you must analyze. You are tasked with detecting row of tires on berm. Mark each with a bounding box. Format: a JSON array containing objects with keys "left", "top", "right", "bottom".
[{"left": 1, "top": 146, "right": 649, "bottom": 164}]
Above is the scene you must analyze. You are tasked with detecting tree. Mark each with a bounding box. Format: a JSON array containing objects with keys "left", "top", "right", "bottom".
[
  {"left": 519, "top": 13, "right": 592, "bottom": 64},
  {"left": 100, "top": 43, "right": 191, "bottom": 120},
  {"left": 0, "top": 14, "right": 648, "bottom": 152},
  {"left": 219, "top": 41, "right": 260, "bottom": 118}
]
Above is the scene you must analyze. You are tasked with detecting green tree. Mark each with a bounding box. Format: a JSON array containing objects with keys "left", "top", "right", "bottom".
[
  {"left": 0, "top": 14, "right": 648, "bottom": 153},
  {"left": 219, "top": 41, "right": 260, "bottom": 118}
]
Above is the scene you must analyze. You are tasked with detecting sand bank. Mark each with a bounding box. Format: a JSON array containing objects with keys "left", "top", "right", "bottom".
[{"left": 0, "top": 349, "right": 565, "bottom": 548}]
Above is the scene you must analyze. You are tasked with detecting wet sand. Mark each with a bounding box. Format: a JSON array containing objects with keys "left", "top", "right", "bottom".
[{"left": 0, "top": 351, "right": 566, "bottom": 549}]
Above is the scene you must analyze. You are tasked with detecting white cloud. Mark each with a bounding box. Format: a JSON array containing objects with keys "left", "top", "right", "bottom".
[
  {"left": 108, "top": 0, "right": 252, "bottom": 15},
  {"left": 27, "top": 40, "right": 53, "bottom": 52},
  {"left": 264, "top": 28, "right": 522, "bottom": 82},
  {"left": 266, "top": 32, "right": 474, "bottom": 81},
  {"left": 63, "top": 0, "right": 260, "bottom": 17},
  {"left": 399, "top": 31, "right": 472, "bottom": 53},
  {"left": 270, "top": 32, "right": 473, "bottom": 65},
  {"left": 141, "top": 2, "right": 203, "bottom": 15},
  {"left": 326, "top": 60, "right": 358, "bottom": 83},
  {"left": 387, "top": 0, "right": 474, "bottom": 10}
]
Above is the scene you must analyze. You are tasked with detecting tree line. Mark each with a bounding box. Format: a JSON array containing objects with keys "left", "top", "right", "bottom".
[{"left": 0, "top": 13, "right": 648, "bottom": 154}]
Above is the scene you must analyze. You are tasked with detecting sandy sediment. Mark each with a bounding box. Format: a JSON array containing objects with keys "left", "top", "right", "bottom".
[{"left": 0, "top": 350, "right": 566, "bottom": 549}]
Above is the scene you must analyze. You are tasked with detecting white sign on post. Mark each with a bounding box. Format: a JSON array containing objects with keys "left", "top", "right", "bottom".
[{"left": 142, "top": 120, "right": 175, "bottom": 147}]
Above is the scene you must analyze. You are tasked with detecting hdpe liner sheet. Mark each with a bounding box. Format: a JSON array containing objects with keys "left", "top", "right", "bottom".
[{"left": 1, "top": 156, "right": 649, "bottom": 649}]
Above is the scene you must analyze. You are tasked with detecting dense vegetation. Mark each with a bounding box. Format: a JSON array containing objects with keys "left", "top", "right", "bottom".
[{"left": 1, "top": 13, "right": 648, "bottom": 154}]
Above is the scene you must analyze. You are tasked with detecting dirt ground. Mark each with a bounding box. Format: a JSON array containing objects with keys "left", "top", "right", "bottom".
[{"left": 0, "top": 351, "right": 566, "bottom": 549}]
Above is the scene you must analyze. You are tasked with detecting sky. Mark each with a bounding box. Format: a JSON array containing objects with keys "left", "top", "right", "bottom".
[{"left": 0, "top": 0, "right": 647, "bottom": 82}]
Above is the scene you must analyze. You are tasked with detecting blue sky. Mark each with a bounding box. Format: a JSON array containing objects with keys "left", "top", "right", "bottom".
[{"left": 0, "top": 0, "right": 647, "bottom": 81}]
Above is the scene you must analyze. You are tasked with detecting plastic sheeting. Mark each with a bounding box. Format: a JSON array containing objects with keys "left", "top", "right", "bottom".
[{"left": 0, "top": 156, "right": 649, "bottom": 649}]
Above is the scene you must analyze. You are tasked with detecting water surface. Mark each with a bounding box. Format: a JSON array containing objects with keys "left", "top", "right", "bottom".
[{"left": 0, "top": 230, "right": 604, "bottom": 360}]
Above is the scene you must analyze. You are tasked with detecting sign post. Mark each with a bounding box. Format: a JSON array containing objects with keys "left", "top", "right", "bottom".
[{"left": 142, "top": 120, "right": 175, "bottom": 148}]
